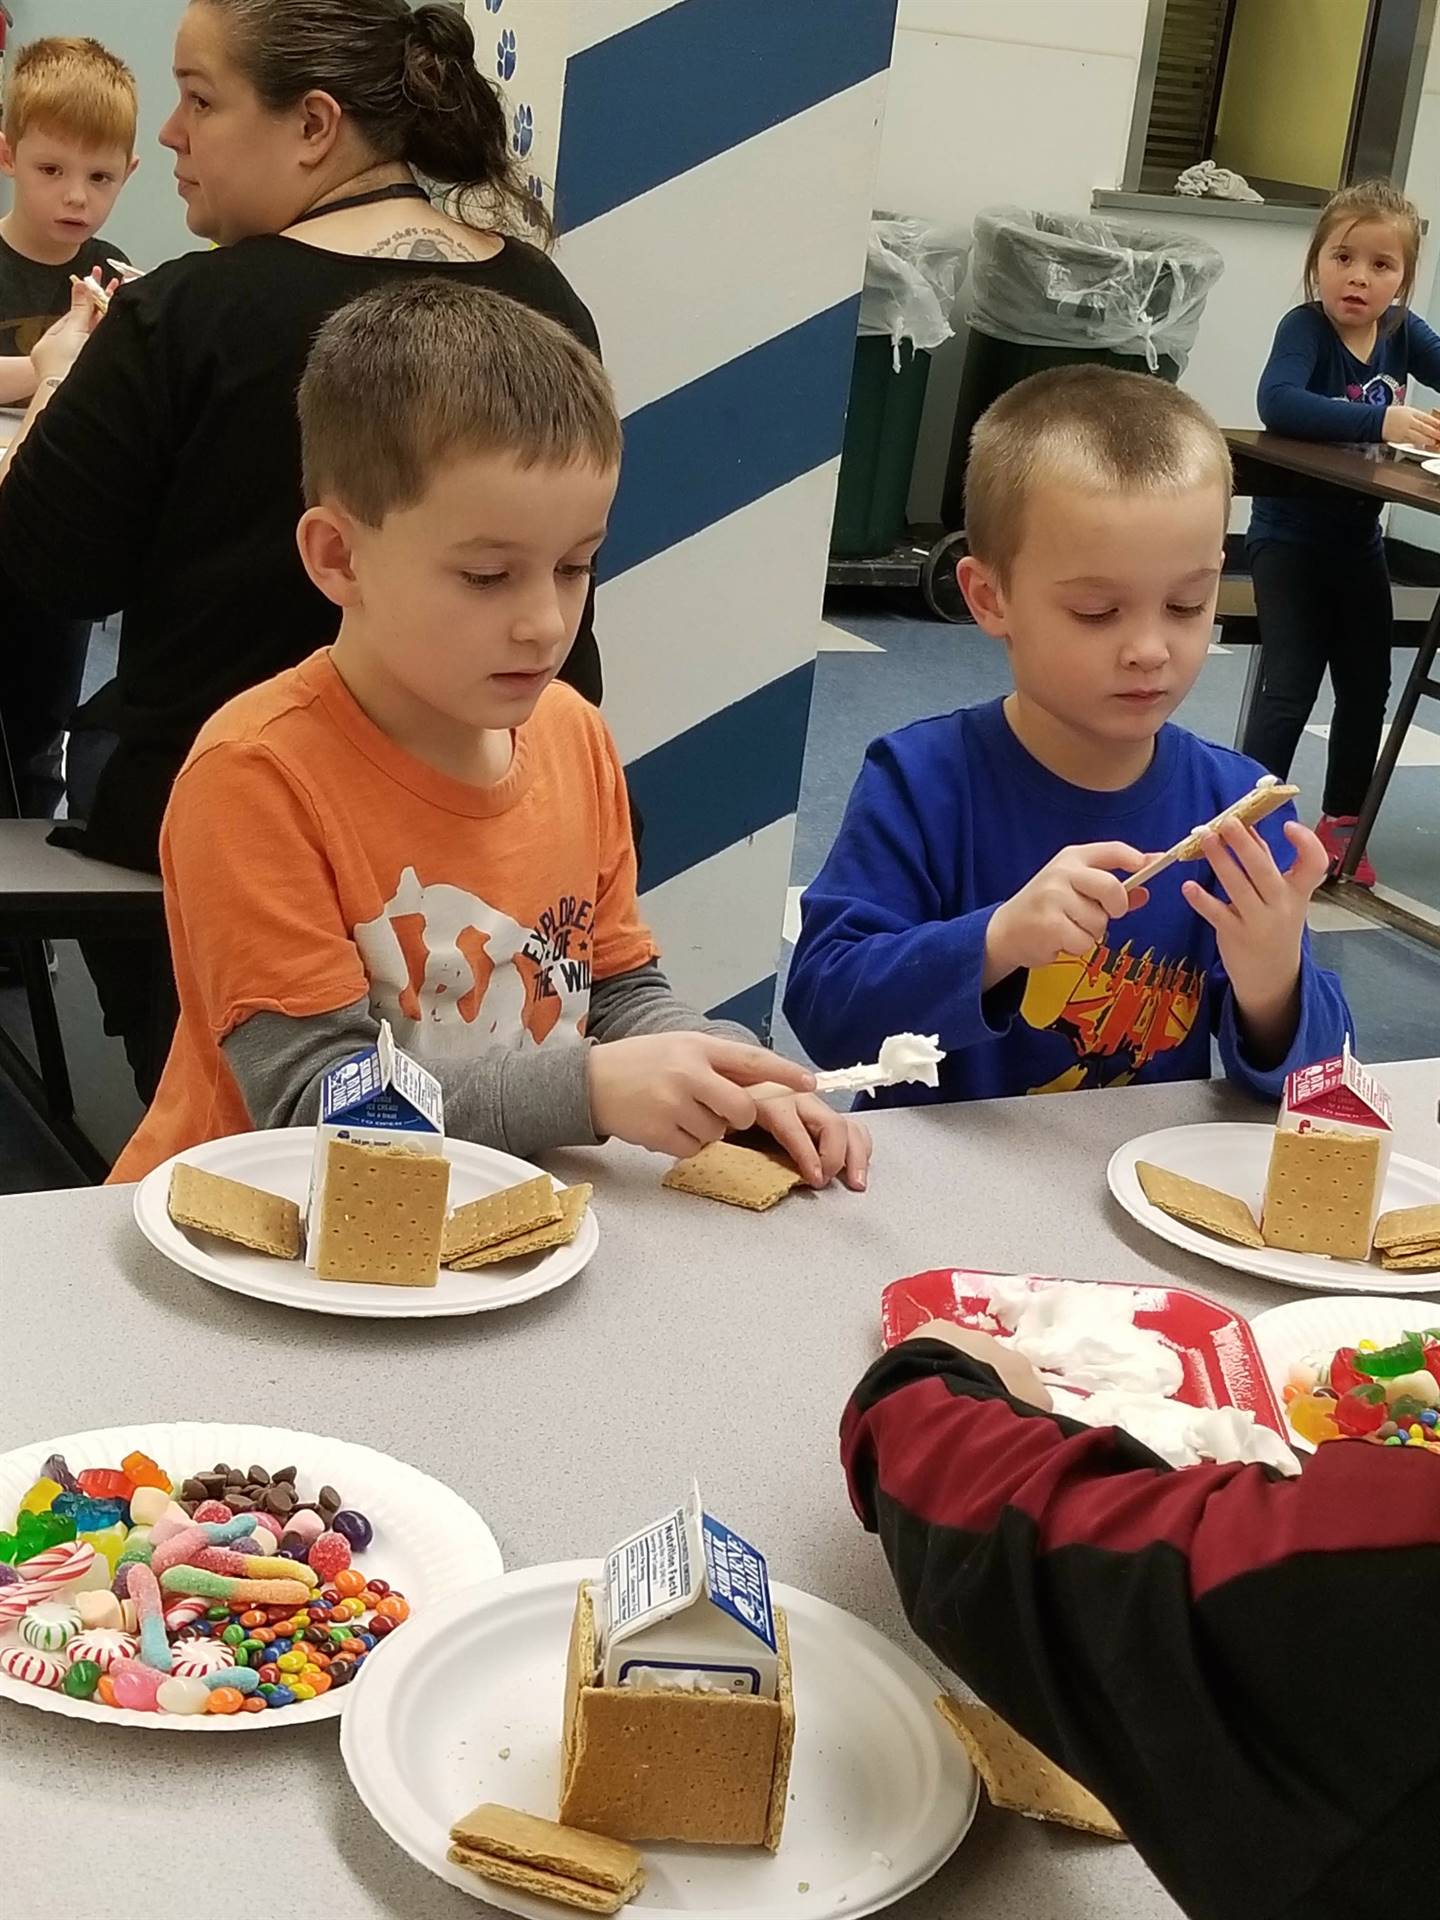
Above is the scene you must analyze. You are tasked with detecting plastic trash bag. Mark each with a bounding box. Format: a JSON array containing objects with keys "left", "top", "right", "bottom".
[
  {"left": 967, "top": 207, "right": 1224, "bottom": 373},
  {"left": 859, "top": 216, "right": 970, "bottom": 370}
]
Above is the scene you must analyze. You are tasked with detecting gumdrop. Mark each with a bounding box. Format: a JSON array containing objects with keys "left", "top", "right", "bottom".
[
  {"left": 306, "top": 1531, "right": 351, "bottom": 1581},
  {"left": 1288, "top": 1392, "right": 1342, "bottom": 1445}
]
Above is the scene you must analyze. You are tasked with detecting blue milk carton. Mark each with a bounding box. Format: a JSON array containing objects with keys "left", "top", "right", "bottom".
[
  {"left": 305, "top": 1020, "right": 445, "bottom": 1259},
  {"left": 599, "top": 1482, "right": 779, "bottom": 1699}
]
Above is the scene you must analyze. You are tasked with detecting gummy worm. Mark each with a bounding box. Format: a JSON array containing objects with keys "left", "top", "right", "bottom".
[
  {"left": 192, "top": 1548, "right": 317, "bottom": 1586},
  {"left": 198, "top": 1665, "right": 260, "bottom": 1695},
  {"left": 159, "top": 1568, "right": 311, "bottom": 1605},
  {"left": 127, "top": 1564, "right": 172, "bottom": 1675},
  {"left": 151, "top": 1527, "right": 211, "bottom": 1577},
  {"left": 203, "top": 1515, "right": 260, "bottom": 1545}
]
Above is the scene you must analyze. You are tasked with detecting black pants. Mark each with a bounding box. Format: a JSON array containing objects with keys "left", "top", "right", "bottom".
[
  {"left": 0, "top": 567, "right": 92, "bottom": 818},
  {"left": 1241, "top": 539, "right": 1392, "bottom": 817}
]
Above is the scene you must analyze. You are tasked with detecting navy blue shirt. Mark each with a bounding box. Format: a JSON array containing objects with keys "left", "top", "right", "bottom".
[
  {"left": 784, "top": 699, "right": 1352, "bottom": 1107},
  {"left": 1250, "top": 303, "right": 1440, "bottom": 550}
]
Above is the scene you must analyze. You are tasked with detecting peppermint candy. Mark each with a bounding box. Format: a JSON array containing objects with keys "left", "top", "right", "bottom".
[
  {"left": 66, "top": 1628, "right": 138, "bottom": 1674},
  {"left": 0, "top": 1644, "right": 66, "bottom": 1689},
  {"left": 168, "top": 1639, "right": 236, "bottom": 1679},
  {"left": 20, "top": 1600, "right": 81, "bottom": 1652}
]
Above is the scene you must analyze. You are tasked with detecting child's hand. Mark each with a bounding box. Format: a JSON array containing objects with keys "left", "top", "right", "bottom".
[
  {"left": 751, "top": 1091, "right": 871, "bottom": 1192},
  {"left": 1182, "top": 817, "right": 1329, "bottom": 1061},
  {"left": 984, "top": 842, "right": 1150, "bottom": 987},
  {"left": 1382, "top": 404, "right": 1440, "bottom": 451},
  {"left": 903, "top": 1319, "right": 1052, "bottom": 1410},
  {"left": 587, "top": 1032, "right": 813, "bottom": 1159},
  {"left": 31, "top": 277, "right": 110, "bottom": 383}
]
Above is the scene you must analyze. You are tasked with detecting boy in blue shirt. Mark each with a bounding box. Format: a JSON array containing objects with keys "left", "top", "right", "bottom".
[{"left": 786, "top": 365, "right": 1352, "bottom": 1107}]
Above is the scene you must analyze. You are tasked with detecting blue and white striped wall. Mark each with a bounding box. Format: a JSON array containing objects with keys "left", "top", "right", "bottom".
[{"left": 468, "top": 0, "right": 898, "bottom": 1033}]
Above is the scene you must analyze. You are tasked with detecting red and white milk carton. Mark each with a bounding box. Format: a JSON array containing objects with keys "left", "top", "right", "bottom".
[
  {"left": 1280, "top": 1043, "right": 1392, "bottom": 1149},
  {"left": 1264, "top": 1043, "right": 1393, "bottom": 1255}
]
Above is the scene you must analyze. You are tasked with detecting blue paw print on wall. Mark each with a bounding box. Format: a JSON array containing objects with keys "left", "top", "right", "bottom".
[
  {"left": 496, "top": 30, "right": 516, "bottom": 81},
  {"left": 523, "top": 175, "right": 545, "bottom": 227},
  {"left": 512, "top": 103, "right": 534, "bottom": 159},
  {"left": 484, "top": 0, "right": 503, "bottom": 13}
]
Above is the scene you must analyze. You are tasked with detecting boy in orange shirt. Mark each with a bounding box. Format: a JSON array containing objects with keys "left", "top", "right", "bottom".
[{"left": 113, "top": 282, "right": 870, "bottom": 1190}]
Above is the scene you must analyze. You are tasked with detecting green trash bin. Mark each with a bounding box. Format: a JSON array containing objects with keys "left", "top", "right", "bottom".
[
  {"left": 941, "top": 208, "right": 1223, "bottom": 528},
  {"left": 831, "top": 337, "right": 933, "bottom": 560}
]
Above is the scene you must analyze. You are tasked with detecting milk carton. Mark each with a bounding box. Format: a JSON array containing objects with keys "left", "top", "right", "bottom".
[
  {"left": 1262, "top": 1043, "right": 1393, "bottom": 1258},
  {"left": 305, "top": 1021, "right": 444, "bottom": 1254},
  {"left": 599, "top": 1483, "right": 778, "bottom": 1699}
]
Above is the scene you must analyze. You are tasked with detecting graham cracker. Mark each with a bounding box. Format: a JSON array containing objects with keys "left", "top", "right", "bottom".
[
  {"left": 662, "top": 1141, "right": 803, "bottom": 1213},
  {"left": 1380, "top": 1247, "right": 1440, "bottom": 1273},
  {"left": 168, "top": 1162, "right": 302, "bottom": 1260},
  {"left": 443, "top": 1175, "right": 562, "bottom": 1263},
  {"left": 1135, "top": 1161, "right": 1263, "bottom": 1249},
  {"left": 935, "top": 1696, "right": 1123, "bottom": 1840},
  {"left": 1374, "top": 1205, "right": 1440, "bottom": 1255},
  {"left": 1261, "top": 1129, "right": 1380, "bottom": 1261},
  {"left": 445, "top": 1848, "right": 641, "bottom": 1914},
  {"left": 447, "top": 1184, "right": 591, "bottom": 1270},
  {"left": 560, "top": 1582, "right": 792, "bottom": 1850},
  {"left": 312, "top": 1140, "right": 449, "bottom": 1286},
  {"left": 447, "top": 1804, "right": 643, "bottom": 1912}
]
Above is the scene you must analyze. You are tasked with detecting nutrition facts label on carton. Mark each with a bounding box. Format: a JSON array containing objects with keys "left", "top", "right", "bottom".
[{"left": 607, "top": 1511, "right": 695, "bottom": 1631}]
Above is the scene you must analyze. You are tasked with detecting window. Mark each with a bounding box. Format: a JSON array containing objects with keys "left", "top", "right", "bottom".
[{"left": 1123, "top": 0, "right": 1436, "bottom": 206}]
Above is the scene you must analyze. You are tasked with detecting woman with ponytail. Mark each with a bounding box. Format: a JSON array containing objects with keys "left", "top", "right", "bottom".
[{"left": 0, "top": 0, "right": 606, "bottom": 1100}]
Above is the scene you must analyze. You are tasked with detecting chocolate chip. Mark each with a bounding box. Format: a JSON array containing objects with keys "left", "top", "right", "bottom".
[
  {"left": 319, "top": 1486, "right": 341, "bottom": 1514},
  {"left": 181, "top": 1478, "right": 208, "bottom": 1503},
  {"left": 200, "top": 1473, "right": 226, "bottom": 1494},
  {"left": 273, "top": 1466, "right": 298, "bottom": 1486},
  {"left": 264, "top": 1486, "right": 294, "bottom": 1516},
  {"left": 211, "top": 1463, "right": 230, "bottom": 1476},
  {"left": 247, "top": 1466, "right": 270, "bottom": 1486}
]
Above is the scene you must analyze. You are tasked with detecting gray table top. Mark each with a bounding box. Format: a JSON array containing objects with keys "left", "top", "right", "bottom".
[
  {"left": 0, "top": 819, "right": 162, "bottom": 898},
  {"left": 4, "top": 1063, "right": 1438, "bottom": 1919}
]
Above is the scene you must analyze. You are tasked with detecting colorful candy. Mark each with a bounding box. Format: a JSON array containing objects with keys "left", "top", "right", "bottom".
[
  {"left": 0, "top": 1645, "right": 66, "bottom": 1688},
  {"left": 62, "top": 1659, "right": 102, "bottom": 1700},
  {"left": 168, "top": 1639, "right": 237, "bottom": 1679},
  {"left": 111, "top": 1660, "right": 163, "bottom": 1711},
  {"left": 66, "top": 1628, "right": 138, "bottom": 1673},
  {"left": 0, "top": 1540, "right": 97, "bottom": 1627},
  {"left": 1289, "top": 1329, "right": 1440, "bottom": 1449},
  {"left": 127, "top": 1564, "right": 172, "bottom": 1674},
  {"left": 155, "top": 1675, "right": 209, "bottom": 1716},
  {"left": 20, "top": 1600, "right": 80, "bottom": 1651}
]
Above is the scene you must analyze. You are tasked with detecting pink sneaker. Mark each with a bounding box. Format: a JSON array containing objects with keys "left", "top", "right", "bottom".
[{"left": 1315, "top": 814, "right": 1377, "bottom": 888}]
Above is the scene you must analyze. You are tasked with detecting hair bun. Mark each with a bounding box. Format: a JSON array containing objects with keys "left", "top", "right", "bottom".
[{"left": 405, "top": 2, "right": 475, "bottom": 67}]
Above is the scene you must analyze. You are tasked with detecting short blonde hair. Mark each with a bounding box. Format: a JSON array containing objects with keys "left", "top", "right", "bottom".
[
  {"left": 300, "top": 280, "right": 622, "bottom": 525},
  {"left": 965, "top": 365, "right": 1231, "bottom": 583},
  {"left": 3, "top": 37, "right": 138, "bottom": 156},
  {"left": 1304, "top": 179, "right": 1422, "bottom": 332}
]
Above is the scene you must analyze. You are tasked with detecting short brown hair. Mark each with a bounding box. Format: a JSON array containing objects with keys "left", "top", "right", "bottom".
[
  {"left": 965, "top": 366, "right": 1231, "bottom": 582},
  {"left": 3, "top": 37, "right": 138, "bottom": 155},
  {"left": 1303, "top": 179, "right": 1421, "bottom": 331},
  {"left": 300, "top": 281, "right": 622, "bottom": 524}
]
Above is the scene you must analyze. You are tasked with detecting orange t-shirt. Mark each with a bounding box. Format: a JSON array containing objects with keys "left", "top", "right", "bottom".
[{"left": 112, "top": 650, "right": 655, "bottom": 1182}]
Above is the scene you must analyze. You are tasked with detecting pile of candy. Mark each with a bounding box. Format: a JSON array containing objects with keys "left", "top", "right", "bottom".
[
  {"left": 0, "top": 1449, "right": 408, "bottom": 1715},
  {"left": 1285, "top": 1331, "right": 1440, "bottom": 1447}
]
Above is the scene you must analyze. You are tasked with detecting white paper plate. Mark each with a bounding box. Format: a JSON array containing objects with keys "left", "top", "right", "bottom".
[
  {"left": 133, "top": 1127, "right": 599, "bottom": 1318},
  {"left": 1391, "top": 441, "right": 1438, "bottom": 460},
  {"left": 0, "top": 1421, "right": 500, "bottom": 1731},
  {"left": 1108, "top": 1123, "right": 1440, "bottom": 1294},
  {"left": 341, "top": 1561, "right": 978, "bottom": 1920},
  {"left": 1250, "top": 1295, "right": 1440, "bottom": 1451},
  {"left": 1422, "top": 456, "right": 1440, "bottom": 478}
]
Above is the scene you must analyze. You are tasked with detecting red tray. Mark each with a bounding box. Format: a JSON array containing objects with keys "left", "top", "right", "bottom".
[{"left": 881, "top": 1268, "right": 1286, "bottom": 1438}]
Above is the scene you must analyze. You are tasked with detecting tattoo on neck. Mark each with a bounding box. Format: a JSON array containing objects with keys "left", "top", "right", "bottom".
[{"left": 363, "top": 225, "right": 488, "bottom": 263}]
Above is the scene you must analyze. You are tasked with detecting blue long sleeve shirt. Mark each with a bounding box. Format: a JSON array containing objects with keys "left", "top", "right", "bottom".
[
  {"left": 1250, "top": 303, "right": 1440, "bottom": 550},
  {"left": 784, "top": 700, "right": 1353, "bottom": 1108}
]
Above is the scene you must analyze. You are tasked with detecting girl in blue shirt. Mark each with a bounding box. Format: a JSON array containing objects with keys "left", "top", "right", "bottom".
[{"left": 1243, "top": 181, "right": 1440, "bottom": 886}]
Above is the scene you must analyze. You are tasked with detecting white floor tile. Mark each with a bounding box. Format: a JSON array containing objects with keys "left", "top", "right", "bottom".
[{"left": 1305, "top": 722, "right": 1440, "bottom": 767}]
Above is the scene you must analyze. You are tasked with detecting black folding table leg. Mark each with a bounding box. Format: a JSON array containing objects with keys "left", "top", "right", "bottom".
[
  {"left": 17, "top": 935, "right": 75, "bottom": 1122},
  {"left": 1341, "top": 605, "right": 1440, "bottom": 880}
]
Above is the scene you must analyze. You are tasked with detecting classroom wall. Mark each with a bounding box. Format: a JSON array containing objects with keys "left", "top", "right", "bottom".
[
  {"left": 3, "top": 0, "right": 201, "bottom": 267},
  {"left": 1389, "top": 23, "right": 1440, "bottom": 555},
  {"left": 1213, "top": 0, "right": 1370, "bottom": 194},
  {"left": 469, "top": 0, "right": 898, "bottom": 1027}
]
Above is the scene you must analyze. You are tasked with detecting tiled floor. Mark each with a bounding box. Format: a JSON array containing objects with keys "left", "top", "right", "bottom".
[{"left": 774, "top": 595, "right": 1440, "bottom": 1068}]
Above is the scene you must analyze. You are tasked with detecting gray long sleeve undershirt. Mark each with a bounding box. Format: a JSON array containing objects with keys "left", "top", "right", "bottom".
[{"left": 222, "top": 963, "right": 755, "bottom": 1161}]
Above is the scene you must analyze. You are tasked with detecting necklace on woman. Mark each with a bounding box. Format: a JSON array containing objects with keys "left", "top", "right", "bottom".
[{"left": 288, "top": 181, "right": 430, "bottom": 227}]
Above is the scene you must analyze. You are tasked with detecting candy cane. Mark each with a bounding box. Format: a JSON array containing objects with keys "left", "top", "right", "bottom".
[
  {"left": 162, "top": 1595, "right": 209, "bottom": 1632},
  {"left": 0, "top": 1542, "right": 97, "bottom": 1626}
]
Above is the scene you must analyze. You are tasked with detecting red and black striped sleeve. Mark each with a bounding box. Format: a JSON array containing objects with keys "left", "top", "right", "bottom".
[{"left": 841, "top": 1340, "right": 1440, "bottom": 1920}]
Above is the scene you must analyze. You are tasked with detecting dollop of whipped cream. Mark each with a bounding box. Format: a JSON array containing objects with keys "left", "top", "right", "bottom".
[
  {"left": 1047, "top": 1386, "right": 1299, "bottom": 1476},
  {"left": 984, "top": 1273, "right": 1183, "bottom": 1396},
  {"left": 813, "top": 1032, "right": 946, "bottom": 1096}
]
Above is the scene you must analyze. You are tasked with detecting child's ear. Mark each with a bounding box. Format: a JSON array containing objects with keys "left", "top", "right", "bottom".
[
  {"left": 957, "top": 553, "right": 1009, "bottom": 638},
  {"left": 0, "top": 136, "right": 15, "bottom": 180},
  {"left": 297, "top": 504, "right": 363, "bottom": 608},
  {"left": 125, "top": 155, "right": 140, "bottom": 182}
]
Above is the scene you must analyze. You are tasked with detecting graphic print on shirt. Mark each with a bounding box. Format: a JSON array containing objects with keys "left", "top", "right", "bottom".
[
  {"left": 1346, "top": 372, "right": 1402, "bottom": 407},
  {"left": 353, "top": 866, "right": 594, "bottom": 1064},
  {"left": 1019, "top": 940, "right": 1204, "bottom": 1094}
]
